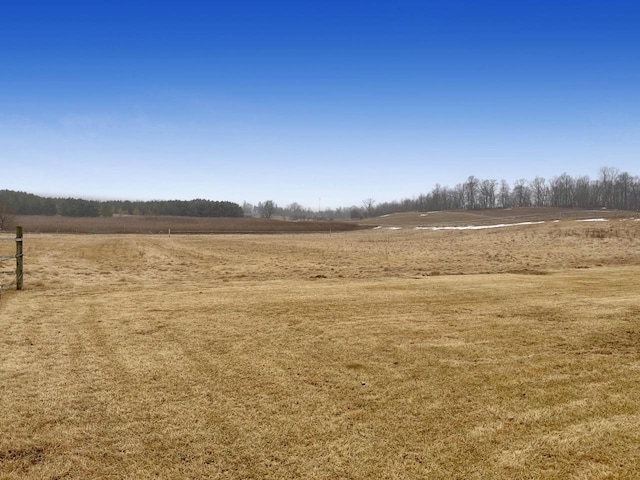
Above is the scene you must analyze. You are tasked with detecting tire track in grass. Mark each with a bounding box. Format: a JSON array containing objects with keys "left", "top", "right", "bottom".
[
  {"left": 60, "top": 289, "right": 217, "bottom": 478},
  {"left": 0, "top": 290, "right": 81, "bottom": 479}
]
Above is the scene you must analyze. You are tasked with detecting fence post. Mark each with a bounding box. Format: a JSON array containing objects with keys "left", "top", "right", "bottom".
[{"left": 16, "top": 226, "right": 23, "bottom": 290}]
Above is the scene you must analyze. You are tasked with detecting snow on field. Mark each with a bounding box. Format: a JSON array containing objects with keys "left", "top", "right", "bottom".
[
  {"left": 577, "top": 218, "right": 608, "bottom": 222},
  {"left": 414, "top": 221, "right": 545, "bottom": 231},
  {"left": 373, "top": 226, "right": 402, "bottom": 230}
]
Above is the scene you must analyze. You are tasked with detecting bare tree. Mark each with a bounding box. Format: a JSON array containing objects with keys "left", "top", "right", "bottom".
[
  {"left": 530, "top": 177, "right": 548, "bottom": 207},
  {"left": 499, "top": 180, "right": 511, "bottom": 208},
  {"left": 615, "top": 171, "right": 632, "bottom": 210},
  {"left": 479, "top": 179, "right": 497, "bottom": 209},
  {"left": 259, "top": 200, "right": 276, "bottom": 219},
  {"left": 362, "top": 198, "right": 376, "bottom": 218},
  {"left": 0, "top": 202, "right": 15, "bottom": 231},
  {"left": 453, "top": 184, "right": 465, "bottom": 209},
  {"left": 574, "top": 175, "right": 592, "bottom": 208},
  {"left": 242, "top": 201, "right": 255, "bottom": 216},
  {"left": 599, "top": 166, "right": 619, "bottom": 209},
  {"left": 430, "top": 184, "right": 445, "bottom": 210},
  {"left": 550, "top": 173, "right": 575, "bottom": 207},
  {"left": 512, "top": 179, "right": 531, "bottom": 207},
  {"left": 464, "top": 176, "right": 479, "bottom": 209},
  {"left": 286, "top": 202, "right": 305, "bottom": 220}
]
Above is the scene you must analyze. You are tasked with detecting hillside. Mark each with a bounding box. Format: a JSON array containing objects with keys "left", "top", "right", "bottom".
[
  {"left": 357, "top": 207, "right": 636, "bottom": 228},
  {"left": 10, "top": 208, "right": 637, "bottom": 235}
]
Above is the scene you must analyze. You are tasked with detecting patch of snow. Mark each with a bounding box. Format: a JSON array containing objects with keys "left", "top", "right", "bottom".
[
  {"left": 577, "top": 218, "right": 608, "bottom": 222},
  {"left": 553, "top": 220, "right": 560, "bottom": 223},
  {"left": 415, "top": 221, "right": 545, "bottom": 231},
  {"left": 381, "top": 214, "right": 391, "bottom": 217}
]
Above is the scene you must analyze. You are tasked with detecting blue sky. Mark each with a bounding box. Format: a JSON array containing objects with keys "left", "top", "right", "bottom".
[{"left": 1, "top": 1, "right": 639, "bottom": 209}]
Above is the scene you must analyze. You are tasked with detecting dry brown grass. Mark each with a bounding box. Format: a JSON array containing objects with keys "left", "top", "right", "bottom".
[
  {"left": 2, "top": 216, "right": 640, "bottom": 479},
  {"left": 360, "top": 207, "right": 635, "bottom": 228}
]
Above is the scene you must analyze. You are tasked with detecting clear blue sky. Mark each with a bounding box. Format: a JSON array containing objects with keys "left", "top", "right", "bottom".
[{"left": 1, "top": 1, "right": 639, "bottom": 209}]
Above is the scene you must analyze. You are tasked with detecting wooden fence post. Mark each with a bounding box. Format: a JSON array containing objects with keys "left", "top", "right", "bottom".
[{"left": 16, "top": 226, "right": 23, "bottom": 290}]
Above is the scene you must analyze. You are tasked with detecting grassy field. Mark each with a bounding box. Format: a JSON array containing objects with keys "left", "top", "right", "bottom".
[
  {"left": 14, "top": 215, "right": 363, "bottom": 234},
  {"left": 1, "top": 212, "right": 640, "bottom": 479}
]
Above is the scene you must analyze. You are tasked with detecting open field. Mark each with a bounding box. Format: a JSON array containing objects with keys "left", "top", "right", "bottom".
[
  {"left": 358, "top": 207, "right": 635, "bottom": 228},
  {"left": 13, "top": 207, "right": 636, "bottom": 235},
  {"left": 2, "top": 214, "right": 640, "bottom": 478},
  {"left": 14, "top": 215, "right": 363, "bottom": 235}
]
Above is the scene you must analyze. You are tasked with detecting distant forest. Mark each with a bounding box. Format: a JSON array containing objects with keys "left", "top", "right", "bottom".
[
  {"left": 367, "top": 166, "right": 640, "bottom": 217},
  {"left": 1, "top": 167, "right": 639, "bottom": 219},
  {"left": 258, "top": 166, "right": 640, "bottom": 220},
  {"left": 0, "top": 191, "right": 243, "bottom": 218}
]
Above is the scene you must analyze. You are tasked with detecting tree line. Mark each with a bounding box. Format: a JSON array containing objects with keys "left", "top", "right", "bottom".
[
  {"left": 248, "top": 167, "right": 640, "bottom": 221},
  {"left": 361, "top": 166, "right": 640, "bottom": 218},
  {"left": 2, "top": 166, "right": 638, "bottom": 221},
  {"left": 369, "top": 167, "right": 640, "bottom": 216},
  {"left": 0, "top": 190, "right": 244, "bottom": 218}
]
